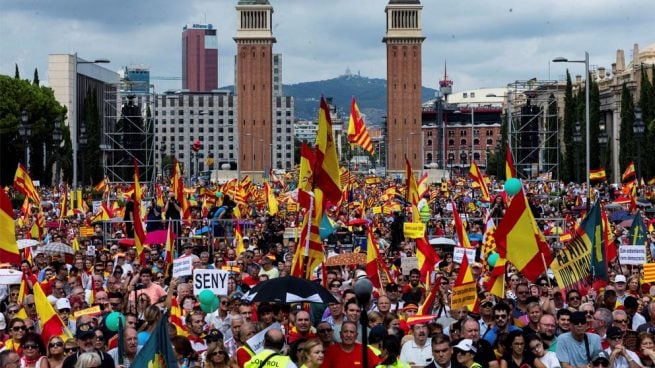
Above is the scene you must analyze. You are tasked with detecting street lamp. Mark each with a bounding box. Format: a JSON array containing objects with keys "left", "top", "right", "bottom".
[
  {"left": 73, "top": 55, "right": 110, "bottom": 194},
  {"left": 633, "top": 107, "right": 645, "bottom": 184},
  {"left": 573, "top": 121, "right": 582, "bottom": 183},
  {"left": 598, "top": 120, "right": 608, "bottom": 173},
  {"left": 18, "top": 110, "right": 31, "bottom": 169},
  {"left": 553, "top": 52, "right": 590, "bottom": 206},
  {"left": 53, "top": 118, "right": 63, "bottom": 184},
  {"left": 353, "top": 276, "right": 373, "bottom": 368}
]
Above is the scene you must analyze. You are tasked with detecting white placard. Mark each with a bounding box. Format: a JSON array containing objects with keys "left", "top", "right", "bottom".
[
  {"left": 283, "top": 227, "right": 300, "bottom": 239},
  {"left": 453, "top": 247, "right": 477, "bottom": 264},
  {"left": 92, "top": 201, "right": 102, "bottom": 215},
  {"left": 86, "top": 245, "right": 96, "bottom": 257},
  {"left": 193, "top": 269, "right": 229, "bottom": 296},
  {"left": 619, "top": 245, "right": 647, "bottom": 265},
  {"left": 246, "top": 322, "right": 281, "bottom": 353},
  {"left": 400, "top": 256, "right": 418, "bottom": 275},
  {"left": 172, "top": 257, "right": 194, "bottom": 278},
  {"left": 0, "top": 269, "right": 23, "bottom": 285}
]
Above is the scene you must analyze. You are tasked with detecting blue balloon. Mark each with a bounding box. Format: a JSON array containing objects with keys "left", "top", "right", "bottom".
[
  {"left": 488, "top": 252, "right": 499, "bottom": 268},
  {"left": 504, "top": 178, "right": 522, "bottom": 196}
]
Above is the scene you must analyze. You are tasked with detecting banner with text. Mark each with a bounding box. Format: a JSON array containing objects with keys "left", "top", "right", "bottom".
[
  {"left": 550, "top": 233, "right": 592, "bottom": 293},
  {"left": 173, "top": 257, "right": 194, "bottom": 278},
  {"left": 453, "top": 247, "right": 477, "bottom": 264},
  {"left": 193, "top": 269, "right": 230, "bottom": 296},
  {"left": 619, "top": 245, "right": 647, "bottom": 265},
  {"left": 403, "top": 223, "right": 426, "bottom": 239}
]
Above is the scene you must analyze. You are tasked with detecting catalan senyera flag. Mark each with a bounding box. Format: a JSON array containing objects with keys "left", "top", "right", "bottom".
[
  {"left": 13, "top": 164, "right": 40, "bottom": 204},
  {"left": 495, "top": 187, "right": 552, "bottom": 282},
  {"left": 34, "top": 283, "right": 73, "bottom": 343},
  {"left": 170, "top": 298, "right": 188, "bottom": 337},
  {"left": 405, "top": 158, "right": 420, "bottom": 222},
  {"left": 416, "top": 236, "right": 439, "bottom": 283},
  {"left": 644, "top": 263, "right": 655, "bottom": 283},
  {"left": 469, "top": 162, "right": 491, "bottom": 202},
  {"left": 263, "top": 181, "right": 279, "bottom": 216},
  {"left": 451, "top": 202, "right": 472, "bottom": 248},
  {"left": 314, "top": 97, "right": 342, "bottom": 205},
  {"left": 622, "top": 161, "right": 636, "bottom": 183},
  {"left": 505, "top": 143, "right": 516, "bottom": 179},
  {"left": 172, "top": 159, "right": 191, "bottom": 220},
  {"left": 589, "top": 168, "right": 607, "bottom": 182},
  {"left": 347, "top": 97, "right": 374, "bottom": 155},
  {"left": 0, "top": 187, "right": 20, "bottom": 265}
]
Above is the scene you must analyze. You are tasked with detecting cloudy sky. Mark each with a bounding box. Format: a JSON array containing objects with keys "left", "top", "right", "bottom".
[{"left": 1, "top": 0, "right": 653, "bottom": 93}]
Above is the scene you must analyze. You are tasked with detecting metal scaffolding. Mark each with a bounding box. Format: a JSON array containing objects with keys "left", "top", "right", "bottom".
[
  {"left": 102, "top": 81, "right": 156, "bottom": 186},
  {"left": 507, "top": 79, "right": 563, "bottom": 179}
]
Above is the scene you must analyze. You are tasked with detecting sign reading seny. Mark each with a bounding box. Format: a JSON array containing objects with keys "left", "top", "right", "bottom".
[{"left": 193, "top": 269, "right": 229, "bottom": 296}]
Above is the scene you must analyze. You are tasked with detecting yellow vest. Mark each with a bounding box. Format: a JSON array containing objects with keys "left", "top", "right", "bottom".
[{"left": 244, "top": 349, "right": 292, "bottom": 368}]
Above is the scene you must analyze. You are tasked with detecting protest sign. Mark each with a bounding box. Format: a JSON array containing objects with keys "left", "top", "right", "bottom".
[
  {"left": 619, "top": 245, "right": 647, "bottom": 265},
  {"left": 451, "top": 282, "right": 477, "bottom": 311},
  {"left": 0, "top": 269, "right": 22, "bottom": 285},
  {"left": 400, "top": 257, "right": 418, "bottom": 275},
  {"left": 453, "top": 247, "right": 477, "bottom": 264},
  {"left": 403, "top": 222, "right": 425, "bottom": 239},
  {"left": 193, "top": 269, "right": 229, "bottom": 296},
  {"left": 283, "top": 227, "right": 300, "bottom": 239},
  {"left": 74, "top": 305, "right": 102, "bottom": 318},
  {"left": 550, "top": 235, "right": 591, "bottom": 292},
  {"left": 172, "top": 257, "right": 194, "bottom": 278},
  {"left": 246, "top": 322, "right": 281, "bottom": 354}
]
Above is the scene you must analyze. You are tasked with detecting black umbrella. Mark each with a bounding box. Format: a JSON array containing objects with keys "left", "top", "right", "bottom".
[{"left": 241, "top": 276, "right": 338, "bottom": 304}]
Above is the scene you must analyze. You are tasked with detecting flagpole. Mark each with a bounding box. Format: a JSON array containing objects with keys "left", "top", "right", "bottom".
[{"left": 540, "top": 253, "right": 551, "bottom": 288}]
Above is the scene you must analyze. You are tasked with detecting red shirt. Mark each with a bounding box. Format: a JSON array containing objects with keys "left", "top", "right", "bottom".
[{"left": 321, "top": 343, "right": 381, "bottom": 368}]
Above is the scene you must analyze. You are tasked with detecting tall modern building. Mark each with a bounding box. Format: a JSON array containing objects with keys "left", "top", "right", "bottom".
[
  {"left": 182, "top": 23, "right": 218, "bottom": 92},
  {"left": 383, "top": 0, "right": 424, "bottom": 173},
  {"left": 234, "top": 0, "right": 276, "bottom": 175}
]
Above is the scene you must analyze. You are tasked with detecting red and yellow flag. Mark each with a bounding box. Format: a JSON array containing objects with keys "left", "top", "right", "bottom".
[
  {"left": 298, "top": 144, "right": 316, "bottom": 193},
  {"left": 263, "top": 181, "right": 278, "bottom": 216},
  {"left": 452, "top": 252, "right": 478, "bottom": 312},
  {"left": 505, "top": 144, "right": 516, "bottom": 179},
  {"left": 347, "top": 97, "right": 374, "bottom": 155},
  {"left": 494, "top": 187, "right": 552, "bottom": 282},
  {"left": 133, "top": 164, "right": 146, "bottom": 265},
  {"left": 0, "top": 187, "right": 20, "bottom": 265},
  {"left": 94, "top": 176, "right": 109, "bottom": 193},
  {"left": 291, "top": 189, "right": 325, "bottom": 279},
  {"left": 164, "top": 225, "right": 175, "bottom": 275},
  {"left": 170, "top": 297, "right": 189, "bottom": 337},
  {"left": 34, "top": 283, "right": 73, "bottom": 343},
  {"left": 314, "top": 97, "right": 342, "bottom": 205},
  {"left": 451, "top": 202, "right": 472, "bottom": 248},
  {"left": 13, "top": 164, "right": 40, "bottom": 203},
  {"left": 622, "top": 161, "right": 636, "bottom": 183},
  {"left": 234, "top": 222, "right": 245, "bottom": 257},
  {"left": 365, "top": 228, "right": 387, "bottom": 289},
  {"left": 469, "top": 161, "right": 491, "bottom": 201},
  {"left": 589, "top": 168, "right": 607, "bottom": 182},
  {"left": 172, "top": 160, "right": 191, "bottom": 220},
  {"left": 405, "top": 158, "right": 420, "bottom": 222},
  {"left": 416, "top": 236, "right": 439, "bottom": 283}
]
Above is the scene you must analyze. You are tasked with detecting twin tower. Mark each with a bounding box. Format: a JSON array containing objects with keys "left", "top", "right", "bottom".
[{"left": 235, "top": 0, "right": 424, "bottom": 174}]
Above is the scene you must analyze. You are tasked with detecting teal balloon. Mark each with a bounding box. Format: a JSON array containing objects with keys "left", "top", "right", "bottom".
[
  {"left": 198, "top": 290, "right": 215, "bottom": 305},
  {"left": 504, "top": 178, "right": 522, "bottom": 196},
  {"left": 106, "top": 312, "right": 124, "bottom": 332},
  {"left": 488, "top": 252, "right": 499, "bottom": 268},
  {"left": 200, "top": 296, "right": 219, "bottom": 313},
  {"left": 216, "top": 192, "right": 223, "bottom": 197}
]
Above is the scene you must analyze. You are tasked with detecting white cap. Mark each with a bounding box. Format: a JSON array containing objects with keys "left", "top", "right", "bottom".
[
  {"left": 454, "top": 339, "right": 477, "bottom": 353},
  {"left": 55, "top": 298, "right": 71, "bottom": 310},
  {"left": 614, "top": 275, "right": 627, "bottom": 283}
]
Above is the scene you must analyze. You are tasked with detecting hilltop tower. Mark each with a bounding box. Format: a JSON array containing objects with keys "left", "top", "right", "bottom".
[{"left": 383, "top": 0, "right": 425, "bottom": 173}]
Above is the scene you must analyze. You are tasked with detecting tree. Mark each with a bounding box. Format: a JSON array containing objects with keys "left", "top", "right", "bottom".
[
  {"left": 14, "top": 64, "right": 19, "bottom": 79},
  {"left": 619, "top": 84, "right": 635, "bottom": 173},
  {"left": 589, "top": 75, "right": 601, "bottom": 171},
  {"left": 641, "top": 65, "right": 655, "bottom": 179},
  {"left": 81, "top": 87, "right": 103, "bottom": 185},
  {"left": 33, "top": 68, "right": 39, "bottom": 86},
  {"left": 562, "top": 71, "right": 575, "bottom": 183}
]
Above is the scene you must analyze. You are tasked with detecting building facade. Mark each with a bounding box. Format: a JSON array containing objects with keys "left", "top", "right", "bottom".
[
  {"left": 182, "top": 23, "right": 219, "bottom": 92},
  {"left": 384, "top": 0, "right": 424, "bottom": 173}
]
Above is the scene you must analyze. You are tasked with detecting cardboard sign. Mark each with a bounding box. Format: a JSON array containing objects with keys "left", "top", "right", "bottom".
[
  {"left": 550, "top": 235, "right": 592, "bottom": 292},
  {"left": 453, "top": 247, "right": 477, "bottom": 264},
  {"left": 400, "top": 256, "right": 419, "bottom": 275},
  {"left": 403, "top": 222, "right": 426, "bottom": 239},
  {"left": 246, "top": 322, "right": 281, "bottom": 354},
  {"left": 193, "top": 269, "right": 229, "bottom": 296},
  {"left": 0, "top": 269, "right": 23, "bottom": 285},
  {"left": 619, "top": 245, "right": 647, "bottom": 265},
  {"left": 372, "top": 206, "right": 382, "bottom": 214},
  {"left": 451, "top": 282, "right": 477, "bottom": 311},
  {"left": 74, "top": 305, "right": 102, "bottom": 318},
  {"left": 173, "top": 256, "right": 194, "bottom": 278}
]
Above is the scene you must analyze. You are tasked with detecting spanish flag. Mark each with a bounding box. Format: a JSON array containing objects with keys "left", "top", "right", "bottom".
[
  {"left": 0, "top": 187, "right": 20, "bottom": 265},
  {"left": 365, "top": 228, "right": 390, "bottom": 289},
  {"left": 170, "top": 298, "right": 188, "bottom": 337},
  {"left": 133, "top": 164, "right": 147, "bottom": 265},
  {"left": 416, "top": 236, "right": 439, "bottom": 284},
  {"left": 622, "top": 162, "right": 636, "bottom": 183},
  {"left": 405, "top": 158, "right": 421, "bottom": 222},
  {"left": 589, "top": 168, "right": 607, "bottom": 182},
  {"left": 451, "top": 202, "right": 472, "bottom": 248},
  {"left": 234, "top": 222, "right": 245, "bottom": 257},
  {"left": 469, "top": 161, "right": 491, "bottom": 201},
  {"left": 263, "top": 181, "right": 278, "bottom": 216},
  {"left": 314, "top": 97, "right": 342, "bottom": 204},
  {"left": 347, "top": 97, "right": 375, "bottom": 155},
  {"left": 494, "top": 187, "right": 553, "bottom": 282},
  {"left": 505, "top": 144, "right": 516, "bottom": 179},
  {"left": 34, "top": 283, "right": 73, "bottom": 343}
]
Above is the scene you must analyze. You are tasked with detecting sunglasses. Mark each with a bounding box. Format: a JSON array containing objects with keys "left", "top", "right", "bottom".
[
  {"left": 65, "top": 347, "right": 78, "bottom": 353},
  {"left": 23, "top": 344, "right": 39, "bottom": 350},
  {"left": 12, "top": 326, "right": 26, "bottom": 332},
  {"left": 494, "top": 315, "right": 507, "bottom": 320},
  {"left": 481, "top": 302, "right": 493, "bottom": 308},
  {"left": 49, "top": 342, "right": 64, "bottom": 348},
  {"left": 7, "top": 309, "right": 19, "bottom": 314},
  {"left": 593, "top": 362, "right": 609, "bottom": 368},
  {"left": 318, "top": 328, "right": 333, "bottom": 333},
  {"left": 568, "top": 296, "right": 581, "bottom": 301}
]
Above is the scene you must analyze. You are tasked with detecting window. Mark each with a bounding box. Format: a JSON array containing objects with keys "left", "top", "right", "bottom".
[
  {"left": 460, "top": 130, "right": 467, "bottom": 137},
  {"left": 487, "top": 138, "right": 494, "bottom": 145},
  {"left": 461, "top": 139, "right": 467, "bottom": 145},
  {"left": 448, "top": 131, "right": 455, "bottom": 137},
  {"left": 427, "top": 139, "right": 432, "bottom": 146},
  {"left": 448, "top": 139, "right": 455, "bottom": 146}
]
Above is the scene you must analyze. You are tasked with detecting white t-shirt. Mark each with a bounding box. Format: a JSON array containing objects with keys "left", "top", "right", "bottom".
[{"left": 538, "top": 351, "right": 561, "bottom": 368}]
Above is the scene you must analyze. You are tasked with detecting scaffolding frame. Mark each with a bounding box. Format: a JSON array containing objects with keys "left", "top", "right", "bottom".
[
  {"left": 102, "top": 81, "right": 156, "bottom": 187},
  {"left": 507, "top": 80, "right": 562, "bottom": 179}
]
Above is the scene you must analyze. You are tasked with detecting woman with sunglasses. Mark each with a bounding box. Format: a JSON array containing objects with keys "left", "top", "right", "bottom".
[
  {"left": 4, "top": 318, "right": 26, "bottom": 354},
  {"left": 63, "top": 340, "right": 79, "bottom": 357},
  {"left": 204, "top": 342, "right": 230, "bottom": 368},
  {"left": 47, "top": 336, "right": 66, "bottom": 368},
  {"left": 19, "top": 332, "right": 48, "bottom": 368}
]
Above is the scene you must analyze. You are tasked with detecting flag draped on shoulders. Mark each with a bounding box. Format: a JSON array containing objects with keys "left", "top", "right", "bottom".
[
  {"left": 0, "top": 187, "right": 20, "bottom": 265},
  {"left": 347, "top": 97, "right": 374, "bottom": 154},
  {"left": 494, "top": 188, "right": 552, "bottom": 282}
]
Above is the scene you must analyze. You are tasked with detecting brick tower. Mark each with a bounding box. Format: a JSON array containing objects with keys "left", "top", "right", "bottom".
[
  {"left": 235, "top": 0, "right": 276, "bottom": 177},
  {"left": 383, "top": 0, "right": 425, "bottom": 173}
]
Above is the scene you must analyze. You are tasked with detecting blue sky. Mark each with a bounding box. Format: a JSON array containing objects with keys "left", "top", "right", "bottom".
[{"left": 1, "top": 0, "right": 653, "bottom": 93}]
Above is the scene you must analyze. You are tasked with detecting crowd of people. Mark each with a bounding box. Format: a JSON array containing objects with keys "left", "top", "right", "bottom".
[{"left": 1, "top": 173, "right": 654, "bottom": 368}]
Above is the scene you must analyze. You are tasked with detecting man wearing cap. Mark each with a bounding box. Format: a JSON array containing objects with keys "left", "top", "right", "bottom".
[
  {"left": 556, "top": 311, "right": 603, "bottom": 368},
  {"left": 62, "top": 320, "right": 115, "bottom": 368},
  {"left": 452, "top": 339, "right": 480, "bottom": 368},
  {"left": 604, "top": 326, "right": 642, "bottom": 367},
  {"left": 400, "top": 317, "right": 433, "bottom": 367},
  {"left": 385, "top": 283, "right": 405, "bottom": 313},
  {"left": 614, "top": 275, "right": 628, "bottom": 305},
  {"left": 55, "top": 298, "right": 75, "bottom": 331}
]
